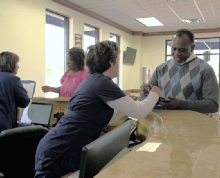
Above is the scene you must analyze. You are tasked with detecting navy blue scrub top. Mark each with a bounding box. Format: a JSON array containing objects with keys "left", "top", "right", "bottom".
[{"left": 35, "top": 73, "right": 126, "bottom": 171}]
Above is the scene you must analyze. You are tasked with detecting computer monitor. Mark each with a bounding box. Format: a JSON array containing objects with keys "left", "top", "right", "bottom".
[
  {"left": 19, "top": 102, "right": 53, "bottom": 127},
  {"left": 123, "top": 47, "right": 137, "bottom": 65},
  {"left": 79, "top": 120, "right": 132, "bottom": 178}
]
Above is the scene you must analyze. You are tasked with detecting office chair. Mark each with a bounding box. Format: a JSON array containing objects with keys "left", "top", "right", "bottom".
[
  {"left": 0, "top": 125, "right": 48, "bottom": 178},
  {"left": 0, "top": 172, "right": 4, "bottom": 178},
  {"left": 62, "top": 120, "right": 132, "bottom": 178},
  {"left": 80, "top": 119, "right": 132, "bottom": 178}
]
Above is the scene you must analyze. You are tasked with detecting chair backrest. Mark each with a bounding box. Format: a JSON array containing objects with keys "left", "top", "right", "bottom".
[
  {"left": 0, "top": 125, "right": 48, "bottom": 178},
  {"left": 79, "top": 120, "right": 132, "bottom": 178}
]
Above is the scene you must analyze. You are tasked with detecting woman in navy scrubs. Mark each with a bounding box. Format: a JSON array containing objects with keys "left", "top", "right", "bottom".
[
  {"left": 34, "top": 41, "right": 161, "bottom": 178},
  {"left": 0, "top": 52, "right": 30, "bottom": 132}
]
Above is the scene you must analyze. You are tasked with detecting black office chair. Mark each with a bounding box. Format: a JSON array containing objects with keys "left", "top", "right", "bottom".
[
  {"left": 0, "top": 172, "right": 4, "bottom": 178},
  {"left": 80, "top": 119, "right": 132, "bottom": 178},
  {"left": 0, "top": 125, "right": 48, "bottom": 178},
  {"left": 62, "top": 120, "right": 132, "bottom": 178}
]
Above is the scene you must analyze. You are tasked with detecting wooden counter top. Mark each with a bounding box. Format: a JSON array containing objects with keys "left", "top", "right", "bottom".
[
  {"left": 33, "top": 97, "right": 70, "bottom": 102},
  {"left": 95, "top": 110, "right": 220, "bottom": 178}
]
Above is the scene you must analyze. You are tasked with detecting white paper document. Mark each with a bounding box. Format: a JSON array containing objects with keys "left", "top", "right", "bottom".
[
  {"left": 20, "top": 106, "right": 32, "bottom": 124},
  {"left": 136, "top": 142, "right": 161, "bottom": 152},
  {"left": 22, "top": 82, "right": 35, "bottom": 98}
]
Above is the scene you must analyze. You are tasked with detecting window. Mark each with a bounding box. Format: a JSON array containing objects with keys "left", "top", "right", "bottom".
[
  {"left": 45, "top": 10, "right": 69, "bottom": 97},
  {"left": 84, "top": 24, "right": 99, "bottom": 51},
  {"left": 110, "top": 33, "right": 120, "bottom": 85},
  {"left": 110, "top": 33, "right": 120, "bottom": 44},
  {"left": 166, "top": 38, "right": 220, "bottom": 83}
]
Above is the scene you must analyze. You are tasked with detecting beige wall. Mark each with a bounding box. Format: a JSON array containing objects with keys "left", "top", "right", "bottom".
[
  {"left": 0, "top": 0, "right": 46, "bottom": 97},
  {"left": 0, "top": 0, "right": 220, "bottom": 97}
]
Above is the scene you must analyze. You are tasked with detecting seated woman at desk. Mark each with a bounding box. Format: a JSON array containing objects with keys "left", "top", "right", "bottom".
[
  {"left": 42, "top": 47, "right": 89, "bottom": 97},
  {"left": 0, "top": 51, "right": 30, "bottom": 132},
  {"left": 34, "top": 41, "right": 161, "bottom": 178}
]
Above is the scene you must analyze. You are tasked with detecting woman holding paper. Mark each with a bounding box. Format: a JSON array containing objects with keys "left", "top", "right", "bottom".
[{"left": 0, "top": 51, "right": 30, "bottom": 132}]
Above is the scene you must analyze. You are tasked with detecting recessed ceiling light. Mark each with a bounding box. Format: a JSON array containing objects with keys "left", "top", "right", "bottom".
[
  {"left": 136, "top": 17, "right": 164, "bottom": 27},
  {"left": 182, "top": 18, "right": 205, "bottom": 23}
]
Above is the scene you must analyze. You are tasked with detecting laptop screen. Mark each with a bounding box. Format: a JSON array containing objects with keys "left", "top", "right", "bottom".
[
  {"left": 21, "top": 80, "right": 36, "bottom": 99},
  {"left": 20, "top": 102, "right": 53, "bottom": 127}
]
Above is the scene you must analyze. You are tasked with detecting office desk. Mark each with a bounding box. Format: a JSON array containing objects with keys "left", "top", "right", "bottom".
[{"left": 95, "top": 110, "right": 220, "bottom": 178}]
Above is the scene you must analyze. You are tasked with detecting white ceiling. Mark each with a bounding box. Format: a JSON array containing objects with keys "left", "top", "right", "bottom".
[{"left": 53, "top": 0, "right": 220, "bottom": 35}]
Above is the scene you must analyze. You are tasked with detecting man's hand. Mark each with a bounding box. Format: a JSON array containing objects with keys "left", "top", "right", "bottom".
[{"left": 160, "top": 97, "right": 180, "bottom": 109}]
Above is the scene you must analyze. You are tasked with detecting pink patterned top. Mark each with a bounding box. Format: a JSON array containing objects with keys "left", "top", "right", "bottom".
[{"left": 60, "top": 69, "right": 89, "bottom": 97}]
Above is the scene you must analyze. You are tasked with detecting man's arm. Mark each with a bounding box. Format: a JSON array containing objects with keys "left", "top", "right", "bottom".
[
  {"left": 163, "top": 66, "right": 219, "bottom": 113},
  {"left": 148, "top": 68, "right": 159, "bottom": 87},
  {"left": 179, "top": 66, "right": 219, "bottom": 113}
]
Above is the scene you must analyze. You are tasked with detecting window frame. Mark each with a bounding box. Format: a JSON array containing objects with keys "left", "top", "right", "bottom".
[
  {"left": 45, "top": 9, "right": 69, "bottom": 97},
  {"left": 109, "top": 33, "right": 120, "bottom": 85},
  {"left": 46, "top": 9, "right": 69, "bottom": 70},
  {"left": 84, "top": 23, "right": 99, "bottom": 51}
]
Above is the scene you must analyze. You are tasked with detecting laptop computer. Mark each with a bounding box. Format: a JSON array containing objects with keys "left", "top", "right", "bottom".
[
  {"left": 21, "top": 80, "right": 36, "bottom": 99},
  {"left": 19, "top": 102, "right": 53, "bottom": 128}
]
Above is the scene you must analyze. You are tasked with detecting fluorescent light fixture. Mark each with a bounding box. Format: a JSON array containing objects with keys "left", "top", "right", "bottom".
[
  {"left": 182, "top": 18, "right": 205, "bottom": 23},
  {"left": 136, "top": 17, "right": 164, "bottom": 27}
]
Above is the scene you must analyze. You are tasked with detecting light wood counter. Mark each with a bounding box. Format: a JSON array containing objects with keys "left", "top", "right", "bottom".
[
  {"left": 33, "top": 97, "right": 70, "bottom": 102},
  {"left": 95, "top": 110, "right": 220, "bottom": 178}
]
